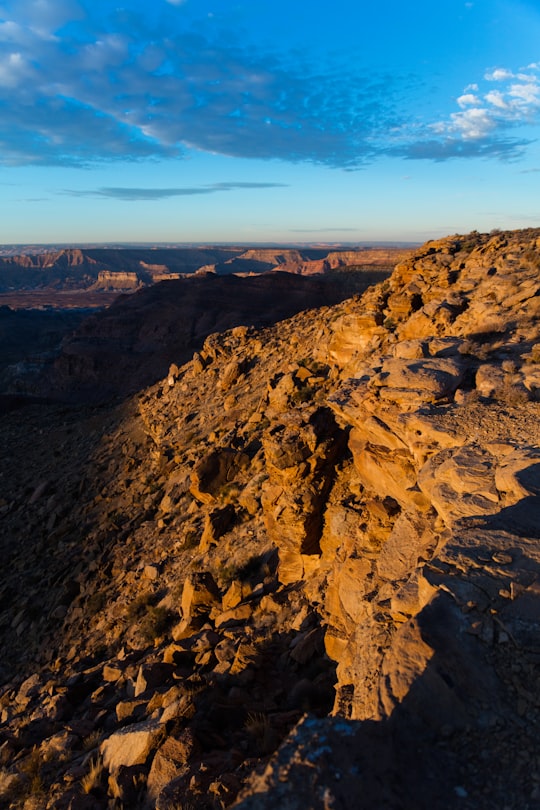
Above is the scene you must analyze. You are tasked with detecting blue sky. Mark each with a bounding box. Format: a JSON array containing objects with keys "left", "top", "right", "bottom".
[{"left": 1, "top": 0, "right": 540, "bottom": 244}]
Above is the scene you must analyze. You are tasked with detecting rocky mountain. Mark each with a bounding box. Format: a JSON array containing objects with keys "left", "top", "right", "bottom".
[{"left": 0, "top": 228, "right": 539, "bottom": 809}]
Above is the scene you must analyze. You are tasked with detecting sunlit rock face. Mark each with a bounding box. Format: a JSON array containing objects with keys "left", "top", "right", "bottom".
[{"left": 0, "top": 228, "right": 539, "bottom": 810}]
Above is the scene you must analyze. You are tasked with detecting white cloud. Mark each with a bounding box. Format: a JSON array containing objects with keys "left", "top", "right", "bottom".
[
  {"left": 0, "top": 5, "right": 538, "bottom": 169},
  {"left": 0, "top": 2, "right": 395, "bottom": 167},
  {"left": 485, "top": 90, "right": 508, "bottom": 109},
  {"left": 485, "top": 68, "right": 514, "bottom": 81},
  {"left": 457, "top": 93, "right": 479, "bottom": 107},
  {"left": 449, "top": 107, "right": 495, "bottom": 139},
  {"left": 0, "top": 51, "right": 33, "bottom": 87},
  {"left": 400, "top": 63, "right": 540, "bottom": 162},
  {"left": 433, "top": 64, "right": 540, "bottom": 142},
  {"left": 509, "top": 82, "right": 540, "bottom": 105}
]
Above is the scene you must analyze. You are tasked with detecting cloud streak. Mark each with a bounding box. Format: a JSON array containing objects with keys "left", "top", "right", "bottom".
[
  {"left": 63, "top": 182, "right": 288, "bottom": 200},
  {"left": 289, "top": 228, "right": 358, "bottom": 233}
]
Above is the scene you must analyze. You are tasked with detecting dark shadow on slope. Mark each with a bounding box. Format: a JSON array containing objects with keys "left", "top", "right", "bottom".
[
  {"left": 234, "top": 564, "right": 540, "bottom": 810},
  {"left": 4, "top": 271, "right": 390, "bottom": 404}
]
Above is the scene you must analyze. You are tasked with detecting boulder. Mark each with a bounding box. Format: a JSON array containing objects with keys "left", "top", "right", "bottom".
[{"left": 100, "top": 719, "right": 165, "bottom": 772}]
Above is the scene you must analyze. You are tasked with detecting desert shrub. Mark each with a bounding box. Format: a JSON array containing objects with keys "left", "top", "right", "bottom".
[
  {"left": 217, "top": 563, "right": 239, "bottom": 588},
  {"left": 127, "top": 591, "right": 155, "bottom": 620},
  {"left": 292, "top": 385, "right": 315, "bottom": 404},
  {"left": 87, "top": 590, "right": 107, "bottom": 615},
  {"left": 499, "top": 382, "right": 530, "bottom": 406},
  {"left": 298, "top": 357, "right": 329, "bottom": 376},
  {"left": 18, "top": 747, "right": 45, "bottom": 799},
  {"left": 528, "top": 344, "right": 540, "bottom": 363},
  {"left": 139, "top": 605, "right": 176, "bottom": 644},
  {"left": 82, "top": 730, "right": 102, "bottom": 752},
  {"left": 0, "top": 769, "right": 21, "bottom": 802},
  {"left": 244, "top": 712, "right": 277, "bottom": 755},
  {"left": 127, "top": 591, "right": 175, "bottom": 641},
  {"left": 218, "top": 481, "right": 241, "bottom": 504}
]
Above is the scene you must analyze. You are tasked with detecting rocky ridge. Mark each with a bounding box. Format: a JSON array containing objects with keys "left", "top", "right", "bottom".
[{"left": 0, "top": 228, "right": 539, "bottom": 809}]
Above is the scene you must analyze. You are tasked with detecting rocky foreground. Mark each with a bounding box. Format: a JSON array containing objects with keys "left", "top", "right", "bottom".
[{"left": 0, "top": 228, "right": 539, "bottom": 809}]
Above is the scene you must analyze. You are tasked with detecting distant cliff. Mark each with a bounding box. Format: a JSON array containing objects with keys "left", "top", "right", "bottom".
[
  {"left": 0, "top": 246, "right": 411, "bottom": 294},
  {"left": 0, "top": 247, "right": 243, "bottom": 292}
]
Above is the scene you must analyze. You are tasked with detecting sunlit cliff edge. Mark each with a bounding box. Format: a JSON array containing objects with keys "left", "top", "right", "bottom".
[{"left": 0, "top": 228, "right": 539, "bottom": 809}]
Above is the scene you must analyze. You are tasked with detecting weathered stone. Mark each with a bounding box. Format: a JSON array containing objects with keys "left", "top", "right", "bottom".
[
  {"left": 261, "top": 408, "right": 345, "bottom": 583},
  {"left": 103, "top": 664, "right": 123, "bottom": 683},
  {"left": 328, "top": 311, "right": 386, "bottom": 366},
  {"left": 349, "top": 432, "right": 419, "bottom": 507},
  {"left": 219, "top": 358, "right": 244, "bottom": 391},
  {"left": 221, "top": 580, "right": 244, "bottom": 611},
  {"left": 476, "top": 364, "right": 506, "bottom": 398},
  {"left": 200, "top": 504, "right": 236, "bottom": 552},
  {"left": 143, "top": 564, "right": 159, "bottom": 580},
  {"left": 181, "top": 572, "right": 220, "bottom": 620},
  {"left": 376, "top": 514, "right": 432, "bottom": 582},
  {"left": 372, "top": 357, "right": 465, "bottom": 404},
  {"left": 101, "top": 719, "right": 165, "bottom": 771},
  {"left": 147, "top": 731, "right": 200, "bottom": 800},
  {"left": 494, "top": 447, "right": 540, "bottom": 503},
  {"left": 116, "top": 699, "right": 148, "bottom": 723},
  {"left": 190, "top": 449, "right": 249, "bottom": 504},
  {"left": 214, "top": 603, "right": 252, "bottom": 628},
  {"left": 418, "top": 445, "right": 499, "bottom": 524},
  {"left": 135, "top": 663, "right": 175, "bottom": 697}
]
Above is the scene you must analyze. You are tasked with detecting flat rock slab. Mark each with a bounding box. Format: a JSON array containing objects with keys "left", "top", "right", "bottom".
[{"left": 101, "top": 719, "right": 165, "bottom": 772}]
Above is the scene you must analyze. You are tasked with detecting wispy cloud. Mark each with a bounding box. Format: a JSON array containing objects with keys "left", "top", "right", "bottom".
[
  {"left": 0, "top": 1, "right": 399, "bottom": 168},
  {"left": 0, "top": 1, "right": 539, "bottom": 168},
  {"left": 289, "top": 228, "right": 358, "bottom": 233},
  {"left": 63, "top": 182, "right": 288, "bottom": 200},
  {"left": 398, "top": 137, "right": 530, "bottom": 161}
]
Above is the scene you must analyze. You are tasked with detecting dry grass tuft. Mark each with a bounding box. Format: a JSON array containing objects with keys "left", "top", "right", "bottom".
[{"left": 80, "top": 756, "right": 105, "bottom": 795}]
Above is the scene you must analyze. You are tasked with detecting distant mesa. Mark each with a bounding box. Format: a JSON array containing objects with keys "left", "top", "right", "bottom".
[
  {"left": 91, "top": 270, "right": 143, "bottom": 291},
  {"left": 0, "top": 245, "right": 412, "bottom": 299}
]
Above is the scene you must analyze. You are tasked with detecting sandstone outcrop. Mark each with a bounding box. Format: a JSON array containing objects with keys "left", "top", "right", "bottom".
[{"left": 0, "top": 228, "right": 539, "bottom": 809}]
